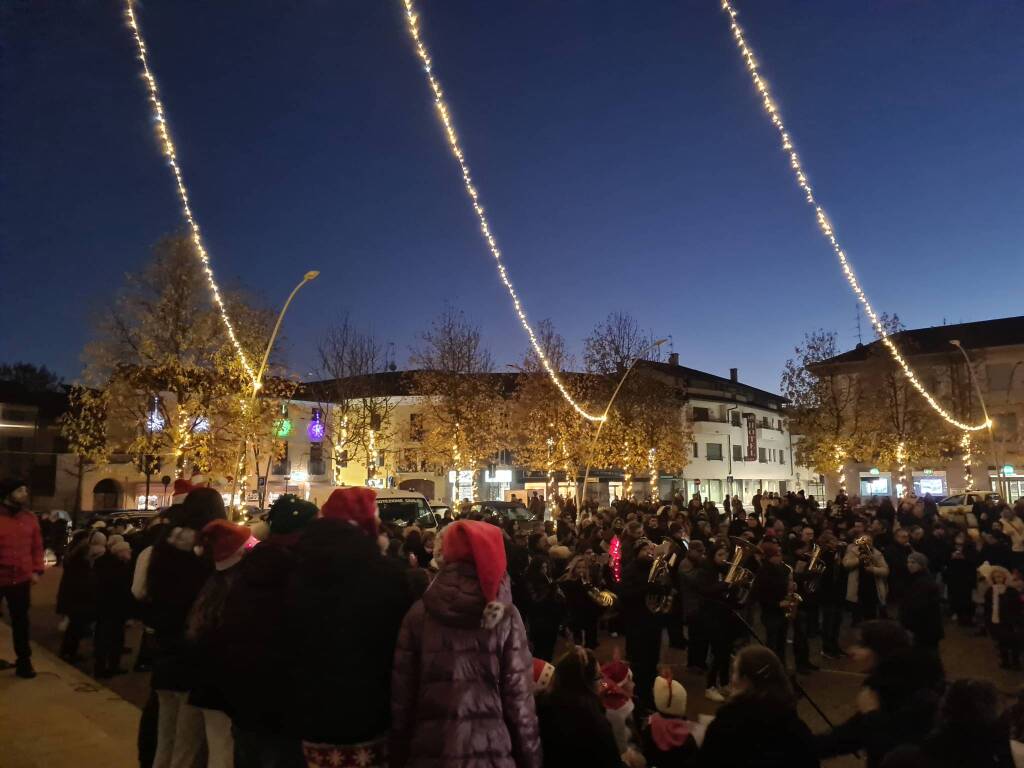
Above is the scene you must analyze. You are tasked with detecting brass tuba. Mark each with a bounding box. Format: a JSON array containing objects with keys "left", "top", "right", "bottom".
[
  {"left": 646, "top": 551, "right": 678, "bottom": 614},
  {"left": 724, "top": 536, "right": 758, "bottom": 605},
  {"left": 561, "top": 554, "right": 618, "bottom": 610}
]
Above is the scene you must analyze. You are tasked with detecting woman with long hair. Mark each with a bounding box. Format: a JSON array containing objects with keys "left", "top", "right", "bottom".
[
  {"left": 698, "top": 645, "right": 818, "bottom": 767},
  {"left": 536, "top": 647, "right": 644, "bottom": 768}
]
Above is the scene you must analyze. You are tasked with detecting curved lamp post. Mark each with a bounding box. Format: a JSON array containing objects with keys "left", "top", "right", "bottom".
[
  {"left": 230, "top": 270, "right": 319, "bottom": 509},
  {"left": 577, "top": 338, "right": 669, "bottom": 507}
]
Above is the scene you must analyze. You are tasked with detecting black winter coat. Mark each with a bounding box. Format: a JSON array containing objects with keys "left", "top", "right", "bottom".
[
  {"left": 56, "top": 548, "right": 97, "bottom": 618},
  {"left": 94, "top": 553, "right": 132, "bottom": 620},
  {"left": 209, "top": 541, "right": 298, "bottom": 733},
  {"left": 900, "top": 571, "right": 944, "bottom": 646},
  {"left": 698, "top": 696, "right": 818, "bottom": 768},
  {"left": 289, "top": 522, "right": 412, "bottom": 746},
  {"left": 537, "top": 692, "right": 622, "bottom": 768}
]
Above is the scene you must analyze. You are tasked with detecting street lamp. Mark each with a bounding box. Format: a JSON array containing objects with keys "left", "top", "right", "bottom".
[
  {"left": 578, "top": 338, "right": 669, "bottom": 506},
  {"left": 231, "top": 270, "right": 320, "bottom": 509},
  {"left": 950, "top": 339, "right": 1000, "bottom": 495}
]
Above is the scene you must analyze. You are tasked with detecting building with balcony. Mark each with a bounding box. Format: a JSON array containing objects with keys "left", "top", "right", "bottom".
[{"left": 810, "top": 315, "right": 1024, "bottom": 501}]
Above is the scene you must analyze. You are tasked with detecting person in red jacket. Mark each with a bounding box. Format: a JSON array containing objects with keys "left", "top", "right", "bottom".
[{"left": 0, "top": 478, "right": 44, "bottom": 678}]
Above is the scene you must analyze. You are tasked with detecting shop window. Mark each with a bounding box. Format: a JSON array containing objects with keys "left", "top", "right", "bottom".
[{"left": 706, "top": 443, "right": 723, "bottom": 461}]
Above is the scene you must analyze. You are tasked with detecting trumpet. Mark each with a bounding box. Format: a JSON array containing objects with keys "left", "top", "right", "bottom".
[
  {"left": 646, "top": 551, "right": 678, "bottom": 615},
  {"left": 724, "top": 536, "right": 759, "bottom": 605},
  {"left": 560, "top": 554, "right": 618, "bottom": 610}
]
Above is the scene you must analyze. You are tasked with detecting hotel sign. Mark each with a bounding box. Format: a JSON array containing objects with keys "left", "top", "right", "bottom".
[{"left": 745, "top": 413, "right": 757, "bottom": 461}]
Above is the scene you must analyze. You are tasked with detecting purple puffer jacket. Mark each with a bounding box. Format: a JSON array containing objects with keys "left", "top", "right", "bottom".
[{"left": 391, "top": 562, "right": 541, "bottom": 768}]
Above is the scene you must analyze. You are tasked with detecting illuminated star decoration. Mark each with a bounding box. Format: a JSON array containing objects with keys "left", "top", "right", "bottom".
[
  {"left": 146, "top": 400, "right": 165, "bottom": 433},
  {"left": 307, "top": 410, "right": 326, "bottom": 442},
  {"left": 719, "top": 0, "right": 988, "bottom": 432},
  {"left": 400, "top": 0, "right": 603, "bottom": 423}
]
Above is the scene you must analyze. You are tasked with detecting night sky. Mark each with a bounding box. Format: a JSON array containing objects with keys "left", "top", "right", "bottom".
[{"left": 2, "top": 1, "right": 1022, "bottom": 392}]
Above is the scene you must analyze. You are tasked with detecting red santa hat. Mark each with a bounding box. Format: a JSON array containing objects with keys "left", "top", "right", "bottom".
[
  {"left": 172, "top": 477, "right": 202, "bottom": 505},
  {"left": 441, "top": 520, "right": 508, "bottom": 628},
  {"left": 599, "top": 657, "right": 634, "bottom": 712},
  {"left": 201, "top": 519, "right": 256, "bottom": 571},
  {"left": 532, "top": 659, "right": 555, "bottom": 693},
  {"left": 320, "top": 487, "right": 378, "bottom": 537}
]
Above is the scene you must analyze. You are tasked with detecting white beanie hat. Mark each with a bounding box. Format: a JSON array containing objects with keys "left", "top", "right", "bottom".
[{"left": 653, "top": 672, "right": 687, "bottom": 717}]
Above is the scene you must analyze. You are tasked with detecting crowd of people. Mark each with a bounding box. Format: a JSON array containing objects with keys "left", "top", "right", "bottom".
[{"left": 4, "top": 475, "right": 1024, "bottom": 766}]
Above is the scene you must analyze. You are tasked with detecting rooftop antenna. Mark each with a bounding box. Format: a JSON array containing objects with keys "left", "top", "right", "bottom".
[{"left": 855, "top": 302, "right": 863, "bottom": 345}]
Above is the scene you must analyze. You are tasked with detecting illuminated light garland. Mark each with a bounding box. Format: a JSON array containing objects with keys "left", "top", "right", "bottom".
[
  {"left": 834, "top": 444, "right": 847, "bottom": 493},
  {"left": 896, "top": 440, "right": 908, "bottom": 497},
  {"left": 124, "top": 0, "right": 258, "bottom": 387},
  {"left": 648, "top": 447, "right": 659, "bottom": 503},
  {"left": 400, "top": 0, "right": 603, "bottom": 422},
  {"left": 719, "top": 0, "right": 988, "bottom": 433},
  {"left": 961, "top": 432, "right": 973, "bottom": 488}
]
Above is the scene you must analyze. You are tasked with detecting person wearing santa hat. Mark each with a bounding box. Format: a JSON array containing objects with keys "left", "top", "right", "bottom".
[
  {"left": 135, "top": 489, "right": 224, "bottom": 768},
  {"left": 185, "top": 519, "right": 257, "bottom": 768},
  {"left": 390, "top": 519, "right": 540, "bottom": 768},
  {"left": 640, "top": 670, "right": 697, "bottom": 768},
  {"left": 213, "top": 494, "right": 319, "bottom": 768},
  {"left": 289, "top": 494, "right": 412, "bottom": 768},
  {"left": 599, "top": 657, "right": 638, "bottom": 754},
  {"left": 531, "top": 658, "right": 555, "bottom": 695},
  {"left": 537, "top": 647, "right": 646, "bottom": 768}
]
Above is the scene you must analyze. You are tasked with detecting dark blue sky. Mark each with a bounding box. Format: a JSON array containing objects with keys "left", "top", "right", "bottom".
[{"left": 2, "top": 1, "right": 1022, "bottom": 392}]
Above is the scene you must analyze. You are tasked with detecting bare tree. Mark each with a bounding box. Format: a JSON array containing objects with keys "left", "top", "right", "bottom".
[
  {"left": 410, "top": 306, "right": 503, "bottom": 483},
  {"left": 316, "top": 313, "right": 398, "bottom": 482},
  {"left": 583, "top": 311, "right": 662, "bottom": 375}
]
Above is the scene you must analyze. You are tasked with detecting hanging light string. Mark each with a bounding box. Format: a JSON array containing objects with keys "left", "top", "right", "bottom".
[
  {"left": 124, "top": 0, "right": 259, "bottom": 388},
  {"left": 719, "top": 0, "right": 988, "bottom": 433},
  {"left": 400, "top": 0, "right": 604, "bottom": 422}
]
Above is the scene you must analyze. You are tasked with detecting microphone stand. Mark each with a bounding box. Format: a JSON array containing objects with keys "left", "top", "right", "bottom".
[{"left": 729, "top": 608, "right": 835, "bottom": 729}]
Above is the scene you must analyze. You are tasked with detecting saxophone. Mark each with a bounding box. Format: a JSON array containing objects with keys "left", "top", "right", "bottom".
[{"left": 780, "top": 563, "right": 803, "bottom": 621}]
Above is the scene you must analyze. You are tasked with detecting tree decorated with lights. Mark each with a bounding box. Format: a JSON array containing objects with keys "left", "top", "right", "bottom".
[
  {"left": 581, "top": 312, "right": 690, "bottom": 499},
  {"left": 782, "top": 329, "right": 868, "bottom": 490},
  {"left": 510, "top": 320, "right": 595, "bottom": 495},
  {"left": 314, "top": 314, "right": 399, "bottom": 483},
  {"left": 411, "top": 307, "right": 503, "bottom": 493},
  {"left": 81, "top": 235, "right": 286, "bottom": 483}
]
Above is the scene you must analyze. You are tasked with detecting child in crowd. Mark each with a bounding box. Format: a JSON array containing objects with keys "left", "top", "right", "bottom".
[{"left": 641, "top": 670, "right": 698, "bottom": 768}]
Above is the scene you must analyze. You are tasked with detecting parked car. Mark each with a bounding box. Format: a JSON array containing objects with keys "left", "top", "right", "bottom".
[
  {"left": 429, "top": 502, "right": 453, "bottom": 521},
  {"left": 936, "top": 491, "right": 1000, "bottom": 533},
  {"left": 468, "top": 500, "right": 543, "bottom": 533},
  {"left": 375, "top": 488, "right": 439, "bottom": 532}
]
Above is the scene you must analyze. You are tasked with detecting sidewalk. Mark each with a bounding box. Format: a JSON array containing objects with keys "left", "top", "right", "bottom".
[{"left": 0, "top": 631, "right": 139, "bottom": 768}]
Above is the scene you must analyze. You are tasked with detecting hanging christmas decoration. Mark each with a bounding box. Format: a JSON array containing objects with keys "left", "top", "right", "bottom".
[
  {"left": 400, "top": 0, "right": 602, "bottom": 422},
  {"left": 719, "top": 0, "right": 988, "bottom": 433}
]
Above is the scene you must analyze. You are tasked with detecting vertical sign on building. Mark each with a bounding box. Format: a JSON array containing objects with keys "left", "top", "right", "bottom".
[{"left": 745, "top": 413, "right": 757, "bottom": 461}]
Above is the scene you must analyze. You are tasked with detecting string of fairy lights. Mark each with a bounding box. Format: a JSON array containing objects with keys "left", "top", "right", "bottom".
[
  {"left": 719, "top": 0, "right": 989, "bottom": 436},
  {"left": 124, "top": 0, "right": 259, "bottom": 389},
  {"left": 399, "top": 0, "right": 604, "bottom": 423}
]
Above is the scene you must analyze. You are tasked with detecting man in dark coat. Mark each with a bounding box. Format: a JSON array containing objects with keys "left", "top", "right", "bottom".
[
  {"left": 899, "top": 552, "right": 944, "bottom": 650},
  {"left": 620, "top": 538, "right": 663, "bottom": 710}
]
